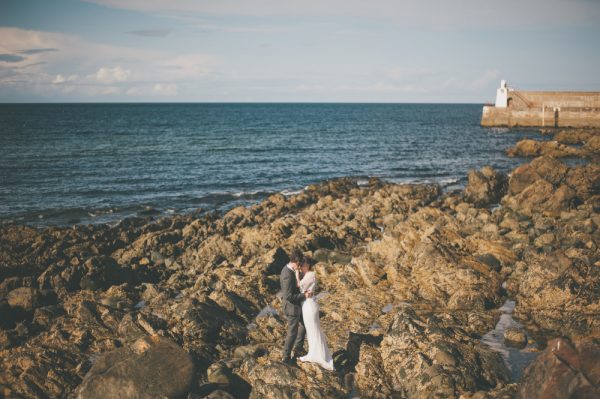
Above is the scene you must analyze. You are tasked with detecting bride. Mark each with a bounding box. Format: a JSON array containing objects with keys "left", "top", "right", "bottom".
[{"left": 295, "top": 257, "right": 335, "bottom": 371}]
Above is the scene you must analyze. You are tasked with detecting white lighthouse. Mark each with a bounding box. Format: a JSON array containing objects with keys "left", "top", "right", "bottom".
[{"left": 495, "top": 80, "right": 509, "bottom": 108}]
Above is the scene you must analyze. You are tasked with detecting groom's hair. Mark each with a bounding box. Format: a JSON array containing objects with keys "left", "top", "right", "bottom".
[
  {"left": 289, "top": 249, "right": 304, "bottom": 264},
  {"left": 303, "top": 256, "right": 314, "bottom": 269}
]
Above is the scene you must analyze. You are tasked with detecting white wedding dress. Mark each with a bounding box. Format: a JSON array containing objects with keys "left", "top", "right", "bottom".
[{"left": 298, "top": 271, "right": 334, "bottom": 370}]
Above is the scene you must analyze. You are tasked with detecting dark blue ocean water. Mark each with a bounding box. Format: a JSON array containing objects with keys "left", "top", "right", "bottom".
[{"left": 0, "top": 103, "right": 538, "bottom": 226}]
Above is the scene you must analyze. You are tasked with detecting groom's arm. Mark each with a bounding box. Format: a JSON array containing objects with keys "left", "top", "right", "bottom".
[{"left": 282, "top": 270, "right": 305, "bottom": 305}]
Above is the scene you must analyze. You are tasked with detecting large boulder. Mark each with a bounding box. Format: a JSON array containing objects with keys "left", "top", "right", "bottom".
[
  {"left": 464, "top": 166, "right": 508, "bottom": 207},
  {"left": 379, "top": 306, "right": 510, "bottom": 399},
  {"left": 518, "top": 337, "right": 600, "bottom": 399},
  {"left": 502, "top": 156, "right": 593, "bottom": 217},
  {"left": 76, "top": 335, "right": 195, "bottom": 399}
]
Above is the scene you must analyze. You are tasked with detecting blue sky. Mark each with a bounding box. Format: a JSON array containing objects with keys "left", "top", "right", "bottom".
[{"left": 1, "top": 0, "right": 599, "bottom": 102}]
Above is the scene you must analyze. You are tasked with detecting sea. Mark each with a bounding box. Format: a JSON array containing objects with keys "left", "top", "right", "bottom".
[{"left": 0, "top": 103, "right": 542, "bottom": 227}]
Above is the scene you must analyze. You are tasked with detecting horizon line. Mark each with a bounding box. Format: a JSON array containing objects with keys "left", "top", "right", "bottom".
[{"left": 0, "top": 101, "right": 487, "bottom": 105}]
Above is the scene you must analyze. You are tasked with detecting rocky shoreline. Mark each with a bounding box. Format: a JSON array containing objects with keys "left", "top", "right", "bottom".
[{"left": 1, "top": 129, "right": 599, "bottom": 398}]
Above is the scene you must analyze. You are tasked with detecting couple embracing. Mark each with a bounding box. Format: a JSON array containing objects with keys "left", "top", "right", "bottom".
[{"left": 280, "top": 249, "right": 334, "bottom": 371}]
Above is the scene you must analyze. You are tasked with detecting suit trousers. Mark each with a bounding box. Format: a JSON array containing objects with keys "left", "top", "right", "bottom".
[{"left": 283, "top": 312, "right": 306, "bottom": 359}]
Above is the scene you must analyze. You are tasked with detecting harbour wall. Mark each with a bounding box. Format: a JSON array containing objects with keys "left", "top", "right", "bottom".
[{"left": 481, "top": 90, "right": 600, "bottom": 128}]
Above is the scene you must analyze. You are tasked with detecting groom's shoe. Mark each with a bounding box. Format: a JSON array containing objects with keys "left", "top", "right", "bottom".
[
  {"left": 282, "top": 356, "right": 295, "bottom": 366},
  {"left": 292, "top": 349, "right": 307, "bottom": 359}
]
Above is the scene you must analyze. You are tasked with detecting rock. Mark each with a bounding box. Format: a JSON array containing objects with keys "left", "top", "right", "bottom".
[
  {"left": 380, "top": 306, "right": 510, "bottom": 398},
  {"left": 314, "top": 248, "right": 353, "bottom": 264},
  {"left": 140, "top": 283, "right": 160, "bottom": 302},
  {"left": 0, "top": 166, "right": 597, "bottom": 399},
  {"left": 0, "top": 276, "right": 22, "bottom": 297},
  {"left": 464, "top": 166, "right": 508, "bottom": 207},
  {"left": 0, "top": 329, "right": 14, "bottom": 349},
  {"left": 512, "top": 250, "right": 600, "bottom": 337},
  {"left": 263, "top": 247, "right": 289, "bottom": 276},
  {"left": 518, "top": 337, "right": 600, "bottom": 399},
  {"left": 534, "top": 232, "right": 555, "bottom": 248},
  {"left": 506, "top": 139, "right": 581, "bottom": 158},
  {"left": 232, "top": 344, "right": 267, "bottom": 359},
  {"left": 237, "top": 357, "right": 345, "bottom": 399},
  {"left": 354, "top": 342, "right": 395, "bottom": 398},
  {"left": 32, "top": 305, "right": 63, "bottom": 327},
  {"left": 7, "top": 287, "right": 43, "bottom": 311},
  {"left": 554, "top": 129, "right": 596, "bottom": 145},
  {"left": 503, "top": 157, "right": 585, "bottom": 217},
  {"left": 79, "top": 256, "right": 131, "bottom": 291},
  {"left": 205, "top": 390, "right": 235, "bottom": 399},
  {"left": 77, "top": 335, "right": 195, "bottom": 399},
  {"left": 207, "top": 362, "right": 233, "bottom": 386},
  {"left": 503, "top": 327, "right": 527, "bottom": 348}
]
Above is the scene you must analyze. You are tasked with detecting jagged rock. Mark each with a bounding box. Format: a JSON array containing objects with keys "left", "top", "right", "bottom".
[
  {"left": 0, "top": 159, "right": 597, "bottom": 399},
  {"left": 511, "top": 252, "right": 600, "bottom": 337},
  {"left": 503, "top": 157, "right": 588, "bottom": 217},
  {"left": 237, "top": 357, "right": 345, "bottom": 399},
  {"left": 518, "top": 337, "right": 600, "bottom": 399},
  {"left": 76, "top": 335, "right": 195, "bottom": 399},
  {"left": 380, "top": 306, "right": 510, "bottom": 398},
  {"left": 464, "top": 166, "right": 508, "bottom": 207},
  {"left": 354, "top": 342, "right": 396, "bottom": 398}
]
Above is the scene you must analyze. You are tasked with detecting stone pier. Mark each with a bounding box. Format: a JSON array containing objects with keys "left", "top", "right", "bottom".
[{"left": 481, "top": 80, "right": 600, "bottom": 128}]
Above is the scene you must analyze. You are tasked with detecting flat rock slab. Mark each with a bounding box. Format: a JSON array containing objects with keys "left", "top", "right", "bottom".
[{"left": 77, "top": 335, "right": 194, "bottom": 399}]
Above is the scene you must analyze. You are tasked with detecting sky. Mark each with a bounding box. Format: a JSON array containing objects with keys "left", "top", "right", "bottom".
[{"left": 1, "top": 0, "right": 599, "bottom": 103}]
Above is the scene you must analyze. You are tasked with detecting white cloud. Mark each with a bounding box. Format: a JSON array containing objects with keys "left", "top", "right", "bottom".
[
  {"left": 95, "top": 66, "right": 131, "bottom": 83},
  {"left": 0, "top": 27, "right": 217, "bottom": 100},
  {"left": 153, "top": 83, "right": 178, "bottom": 96},
  {"left": 157, "top": 54, "right": 215, "bottom": 79},
  {"left": 125, "top": 83, "right": 178, "bottom": 97},
  {"left": 52, "top": 74, "right": 78, "bottom": 84}
]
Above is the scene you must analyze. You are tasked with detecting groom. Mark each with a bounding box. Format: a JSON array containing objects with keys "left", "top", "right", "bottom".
[{"left": 280, "top": 249, "right": 312, "bottom": 364}]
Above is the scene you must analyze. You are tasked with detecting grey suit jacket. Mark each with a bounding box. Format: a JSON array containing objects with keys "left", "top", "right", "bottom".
[{"left": 280, "top": 265, "right": 305, "bottom": 317}]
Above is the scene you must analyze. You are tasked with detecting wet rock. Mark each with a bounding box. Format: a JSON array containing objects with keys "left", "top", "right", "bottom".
[
  {"left": 518, "top": 337, "right": 600, "bottom": 399},
  {"left": 554, "top": 129, "right": 596, "bottom": 145},
  {"left": 506, "top": 139, "right": 581, "bottom": 158},
  {"left": 464, "top": 166, "right": 508, "bottom": 207},
  {"left": 503, "top": 327, "right": 527, "bottom": 349},
  {"left": 77, "top": 335, "right": 195, "bottom": 399}
]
